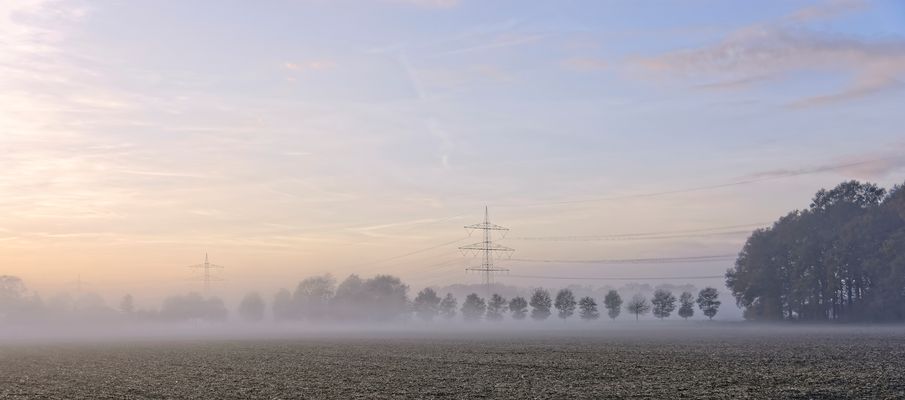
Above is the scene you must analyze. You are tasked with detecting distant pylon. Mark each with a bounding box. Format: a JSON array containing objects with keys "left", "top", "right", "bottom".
[
  {"left": 186, "top": 253, "right": 224, "bottom": 294},
  {"left": 459, "top": 206, "right": 514, "bottom": 297}
]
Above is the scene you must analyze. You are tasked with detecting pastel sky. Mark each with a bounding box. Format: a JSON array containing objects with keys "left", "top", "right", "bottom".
[{"left": 2, "top": 0, "right": 905, "bottom": 303}]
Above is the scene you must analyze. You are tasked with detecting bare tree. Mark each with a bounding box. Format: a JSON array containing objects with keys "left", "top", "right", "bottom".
[
  {"left": 508, "top": 296, "right": 528, "bottom": 320},
  {"left": 625, "top": 294, "right": 651, "bottom": 321},
  {"left": 554, "top": 289, "right": 577, "bottom": 321},
  {"left": 578, "top": 296, "right": 599, "bottom": 321}
]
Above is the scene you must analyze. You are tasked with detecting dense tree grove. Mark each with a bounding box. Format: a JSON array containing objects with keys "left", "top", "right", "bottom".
[{"left": 726, "top": 180, "right": 905, "bottom": 321}]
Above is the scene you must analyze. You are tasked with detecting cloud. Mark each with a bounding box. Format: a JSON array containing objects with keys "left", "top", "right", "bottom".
[
  {"left": 692, "top": 75, "right": 773, "bottom": 91},
  {"left": 283, "top": 60, "right": 336, "bottom": 71},
  {"left": 439, "top": 33, "right": 548, "bottom": 55},
  {"left": 561, "top": 57, "right": 609, "bottom": 71},
  {"left": 635, "top": 24, "right": 905, "bottom": 106},
  {"left": 748, "top": 152, "right": 905, "bottom": 180},
  {"left": 786, "top": 0, "right": 868, "bottom": 22},
  {"left": 385, "top": 0, "right": 459, "bottom": 8}
]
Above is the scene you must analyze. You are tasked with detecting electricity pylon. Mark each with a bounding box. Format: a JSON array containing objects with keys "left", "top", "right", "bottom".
[
  {"left": 186, "top": 253, "right": 224, "bottom": 294},
  {"left": 459, "top": 207, "right": 514, "bottom": 297}
]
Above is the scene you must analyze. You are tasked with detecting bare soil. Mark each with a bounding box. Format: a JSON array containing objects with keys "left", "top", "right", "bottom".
[{"left": 1, "top": 327, "right": 904, "bottom": 399}]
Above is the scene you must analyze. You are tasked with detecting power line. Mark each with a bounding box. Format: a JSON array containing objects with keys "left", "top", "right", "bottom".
[
  {"left": 504, "top": 273, "right": 725, "bottom": 281},
  {"left": 342, "top": 237, "right": 468, "bottom": 269},
  {"left": 508, "top": 222, "right": 767, "bottom": 241},
  {"left": 505, "top": 155, "right": 905, "bottom": 208},
  {"left": 512, "top": 229, "right": 752, "bottom": 242},
  {"left": 510, "top": 254, "right": 736, "bottom": 264}
]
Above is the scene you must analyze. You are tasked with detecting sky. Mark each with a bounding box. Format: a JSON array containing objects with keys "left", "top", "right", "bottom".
[{"left": 2, "top": 0, "right": 905, "bottom": 305}]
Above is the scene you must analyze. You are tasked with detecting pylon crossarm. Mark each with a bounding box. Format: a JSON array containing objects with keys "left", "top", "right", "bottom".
[
  {"left": 463, "top": 223, "right": 509, "bottom": 231},
  {"left": 458, "top": 243, "right": 514, "bottom": 251}
]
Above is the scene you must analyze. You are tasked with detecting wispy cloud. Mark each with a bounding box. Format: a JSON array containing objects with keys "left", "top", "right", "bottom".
[
  {"left": 385, "top": 0, "right": 459, "bottom": 9},
  {"left": 693, "top": 75, "right": 773, "bottom": 91},
  {"left": 283, "top": 60, "right": 336, "bottom": 71},
  {"left": 561, "top": 57, "right": 609, "bottom": 71},
  {"left": 747, "top": 151, "right": 905, "bottom": 180},
  {"left": 785, "top": 0, "right": 868, "bottom": 22},
  {"left": 633, "top": 2, "right": 905, "bottom": 107},
  {"left": 438, "top": 33, "right": 548, "bottom": 55}
]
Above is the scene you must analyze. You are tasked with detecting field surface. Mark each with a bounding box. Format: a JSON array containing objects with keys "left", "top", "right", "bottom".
[{"left": 1, "top": 326, "right": 904, "bottom": 399}]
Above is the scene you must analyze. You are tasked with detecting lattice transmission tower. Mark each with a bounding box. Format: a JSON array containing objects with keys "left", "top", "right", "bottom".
[
  {"left": 186, "top": 253, "right": 224, "bottom": 294},
  {"left": 459, "top": 207, "right": 514, "bottom": 296}
]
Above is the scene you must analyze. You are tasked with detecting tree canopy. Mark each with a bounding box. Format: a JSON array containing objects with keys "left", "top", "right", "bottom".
[{"left": 726, "top": 180, "right": 905, "bottom": 321}]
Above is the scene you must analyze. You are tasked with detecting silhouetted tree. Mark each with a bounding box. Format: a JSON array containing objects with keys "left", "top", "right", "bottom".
[
  {"left": 726, "top": 180, "right": 905, "bottom": 322},
  {"left": 332, "top": 274, "right": 366, "bottom": 319},
  {"left": 529, "top": 288, "right": 552, "bottom": 321},
  {"left": 119, "top": 294, "right": 135, "bottom": 315},
  {"left": 361, "top": 275, "right": 409, "bottom": 321},
  {"left": 697, "top": 287, "right": 721, "bottom": 320},
  {"left": 603, "top": 290, "right": 622, "bottom": 320},
  {"left": 238, "top": 292, "right": 265, "bottom": 322},
  {"left": 651, "top": 289, "right": 676, "bottom": 319},
  {"left": 159, "top": 293, "right": 227, "bottom": 322},
  {"left": 578, "top": 296, "right": 599, "bottom": 320},
  {"left": 678, "top": 291, "right": 695, "bottom": 320},
  {"left": 439, "top": 293, "right": 458, "bottom": 320},
  {"left": 272, "top": 289, "right": 293, "bottom": 321},
  {"left": 625, "top": 294, "right": 650, "bottom": 321},
  {"left": 413, "top": 287, "right": 442, "bottom": 321},
  {"left": 509, "top": 296, "right": 528, "bottom": 320},
  {"left": 486, "top": 294, "right": 508, "bottom": 321},
  {"left": 461, "top": 293, "right": 486, "bottom": 322},
  {"left": 554, "top": 288, "right": 577, "bottom": 320},
  {"left": 0, "top": 275, "right": 27, "bottom": 320},
  {"left": 292, "top": 275, "right": 335, "bottom": 320},
  {"left": 0, "top": 276, "right": 42, "bottom": 323}
]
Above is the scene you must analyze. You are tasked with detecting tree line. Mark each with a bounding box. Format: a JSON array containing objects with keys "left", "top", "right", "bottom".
[
  {"left": 0, "top": 273, "right": 721, "bottom": 324},
  {"left": 404, "top": 286, "right": 720, "bottom": 323},
  {"left": 727, "top": 180, "right": 905, "bottom": 321}
]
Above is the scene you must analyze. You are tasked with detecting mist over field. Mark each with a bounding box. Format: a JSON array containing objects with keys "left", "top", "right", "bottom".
[{"left": 4, "top": 0, "right": 905, "bottom": 398}]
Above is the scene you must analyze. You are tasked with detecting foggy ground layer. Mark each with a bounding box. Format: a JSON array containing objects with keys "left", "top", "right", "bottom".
[{"left": 1, "top": 325, "right": 904, "bottom": 399}]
